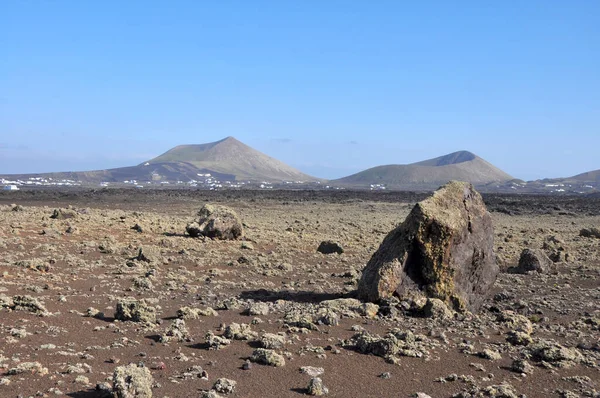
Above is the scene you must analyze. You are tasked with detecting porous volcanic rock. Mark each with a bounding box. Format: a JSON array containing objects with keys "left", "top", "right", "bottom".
[
  {"left": 186, "top": 204, "right": 243, "bottom": 240},
  {"left": 357, "top": 181, "right": 498, "bottom": 312},
  {"left": 112, "top": 363, "right": 153, "bottom": 398}
]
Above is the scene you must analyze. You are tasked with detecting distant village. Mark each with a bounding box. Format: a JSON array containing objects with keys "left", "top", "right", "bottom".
[{"left": 1, "top": 173, "right": 338, "bottom": 191}]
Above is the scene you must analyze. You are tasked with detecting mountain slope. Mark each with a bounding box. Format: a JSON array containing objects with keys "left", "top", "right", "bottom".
[
  {"left": 567, "top": 169, "right": 600, "bottom": 182},
  {"left": 146, "top": 137, "right": 315, "bottom": 182},
  {"left": 334, "top": 151, "right": 512, "bottom": 189},
  {"left": 0, "top": 137, "right": 317, "bottom": 184}
]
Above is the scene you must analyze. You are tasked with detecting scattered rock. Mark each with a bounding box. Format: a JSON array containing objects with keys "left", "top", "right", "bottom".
[
  {"left": 453, "top": 383, "right": 518, "bottom": 398},
  {"left": 301, "top": 366, "right": 325, "bottom": 377},
  {"left": 177, "top": 306, "right": 218, "bottom": 319},
  {"left": 135, "top": 246, "right": 160, "bottom": 264},
  {"left": 579, "top": 227, "right": 600, "bottom": 239},
  {"left": 114, "top": 299, "right": 157, "bottom": 324},
  {"left": 527, "top": 339, "right": 583, "bottom": 367},
  {"left": 112, "top": 363, "right": 153, "bottom": 398},
  {"left": 307, "top": 377, "right": 329, "bottom": 396},
  {"left": 213, "top": 378, "right": 237, "bottom": 394},
  {"left": 250, "top": 348, "right": 286, "bottom": 367},
  {"left": 358, "top": 181, "right": 498, "bottom": 312},
  {"left": 224, "top": 323, "right": 257, "bottom": 340},
  {"left": 160, "top": 319, "right": 189, "bottom": 343},
  {"left": 50, "top": 208, "right": 77, "bottom": 220},
  {"left": 317, "top": 240, "right": 344, "bottom": 255},
  {"left": 12, "top": 295, "right": 48, "bottom": 315},
  {"left": 422, "top": 298, "right": 454, "bottom": 319},
  {"left": 510, "top": 248, "right": 551, "bottom": 274},
  {"left": 7, "top": 361, "right": 49, "bottom": 376},
  {"left": 259, "top": 333, "right": 286, "bottom": 349},
  {"left": 344, "top": 329, "right": 428, "bottom": 359},
  {"left": 247, "top": 302, "right": 270, "bottom": 316},
  {"left": 542, "top": 235, "right": 569, "bottom": 263},
  {"left": 186, "top": 204, "right": 243, "bottom": 240},
  {"left": 319, "top": 298, "right": 379, "bottom": 319},
  {"left": 205, "top": 332, "right": 231, "bottom": 350},
  {"left": 510, "top": 359, "right": 534, "bottom": 374}
]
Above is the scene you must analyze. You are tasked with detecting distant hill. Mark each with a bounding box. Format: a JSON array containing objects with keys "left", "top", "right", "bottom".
[
  {"left": 0, "top": 137, "right": 317, "bottom": 185},
  {"left": 146, "top": 137, "right": 314, "bottom": 182},
  {"left": 567, "top": 169, "right": 600, "bottom": 183},
  {"left": 333, "top": 151, "right": 513, "bottom": 189}
]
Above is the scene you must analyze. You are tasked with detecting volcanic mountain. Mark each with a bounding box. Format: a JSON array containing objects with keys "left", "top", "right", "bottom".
[
  {"left": 333, "top": 150, "right": 513, "bottom": 189},
  {"left": 0, "top": 137, "right": 317, "bottom": 184},
  {"left": 145, "top": 137, "right": 314, "bottom": 182}
]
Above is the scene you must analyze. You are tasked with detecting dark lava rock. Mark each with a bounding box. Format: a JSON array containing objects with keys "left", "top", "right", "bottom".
[
  {"left": 186, "top": 204, "right": 243, "bottom": 240},
  {"left": 317, "top": 241, "right": 344, "bottom": 255},
  {"left": 509, "top": 248, "right": 551, "bottom": 274},
  {"left": 357, "top": 181, "right": 498, "bottom": 312},
  {"left": 580, "top": 227, "right": 600, "bottom": 239}
]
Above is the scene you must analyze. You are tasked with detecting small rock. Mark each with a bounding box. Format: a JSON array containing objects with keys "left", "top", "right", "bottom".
[
  {"left": 510, "top": 248, "right": 551, "bottom": 274},
  {"left": 307, "top": 377, "right": 329, "bottom": 396},
  {"left": 250, "top": 348, "right": 286, "bottom": 367},
  {"left": 579, "top": 227, "right": 600, "bottom": 239},
  {"left": 213, "top": 378, "right": 237, "bottom": 394},
  {"left": 112, "top": 363, "right": 153, "bottom": 398},
  {"left": 300, "top": 366, "right": 324, "bottom": 377},
  {"left": 317, "top": 241, "right": 344, "bottom": 255}
]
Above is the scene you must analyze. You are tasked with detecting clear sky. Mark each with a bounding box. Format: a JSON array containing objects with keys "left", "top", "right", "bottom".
[{"left": 1, "top": 1, "right": 599, "bottom": 180}]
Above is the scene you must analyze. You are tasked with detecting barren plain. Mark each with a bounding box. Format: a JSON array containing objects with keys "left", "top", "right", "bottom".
[{"left": 0, "top": 189, "right": 599, "bottom": 398}]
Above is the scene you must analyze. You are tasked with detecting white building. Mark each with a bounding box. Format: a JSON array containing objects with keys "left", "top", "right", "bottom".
[{"left": 3, "top": 185, "right": 19, "bottom": 191}]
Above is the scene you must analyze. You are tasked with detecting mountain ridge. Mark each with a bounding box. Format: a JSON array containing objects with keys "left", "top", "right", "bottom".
[{"left": 333, "top": 150, "right": 513, "bottom": 189}]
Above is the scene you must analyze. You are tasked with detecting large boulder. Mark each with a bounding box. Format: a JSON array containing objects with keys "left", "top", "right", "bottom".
[
  {"left": 357, "top": 181, "right": 498, "bottom": 312},
  {"left": 186, "top": 204, "right": 243, "bottom": 240}
]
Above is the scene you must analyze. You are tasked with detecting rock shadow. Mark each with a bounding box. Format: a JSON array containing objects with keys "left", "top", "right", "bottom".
[
  {"left": 67, "top": 390, "right": 107, "bottom": 398},
  {"left": 239, "top": 289, "right": 355, "bottom": 304}
]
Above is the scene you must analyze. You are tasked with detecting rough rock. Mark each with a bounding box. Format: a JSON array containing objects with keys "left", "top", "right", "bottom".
[
  {"left": 345, "top": 329, "right": 427, "bottom": 359},
  {"left": 213, "top": 378, "right": 237, "bottom": 394},
  {"left": 422, "top": 298, "right": 454, "bottom": 320},
  {"left": 510, "top": 248, "right": 551, "bottom": 274},
  {"left": 205, "top": 332, "right": 231, "bottom": 350},
  {"left": 319, "top": 298, "right": 379, "bottom": 319},
  {"left": 358, "top": 181, "right": 498, "bottom": 312},
  {"left": 114, "top": 299, "right": 157, "bottom": 324},
  {"left": 186, "top": 204, "right": 243, "bottom": 240},
  {"left": 317, "top": 241, "right": 344, "bottom": 255},
  {"left": 224, "top": 323, "right": 257, "bottom": 340},
  {"left": 135, "top": 246, "right": 160, "bottom": 264},
  {"left": 250, "top": 348, "right": 286, "bottom": 367},
  {"left": 112, "top": 363, "right": 153, "bottom": 398},
  {"left": 160, "top": 319, "right": 189, "bottom": 343},
  {"left": 50, "top": 208, "right": 77, "bottom": 220},
  {"left": 527, "top": 339, "right": 583, "bottom": 366},
  {"left": 12, "top": 295, "right": 48, "bottom": 315},
  {"left": 307, "top": 377, "right": 329, "bottom": 396},
  {"left": 247, "top": 302, "right": 270, "bottom": 316},
  {"left": 259, "top": 333, "right": 286, "bottom": 349},
  {"left": 579, "top": 227, "right": 600, "bottom": 239},
  {"left": 542, "top": 235, "right": 568, "bottom": 263},
  {"left": 7, "top": 361, "right": 48, "bottom": 376},
  {"left": 510, "top": 359, "right": 534, "bottom": 374}
]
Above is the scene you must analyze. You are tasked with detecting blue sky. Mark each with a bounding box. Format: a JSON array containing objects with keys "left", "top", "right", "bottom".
[{"left": 1, "top": 1, "right": 599, "bottom": 180}]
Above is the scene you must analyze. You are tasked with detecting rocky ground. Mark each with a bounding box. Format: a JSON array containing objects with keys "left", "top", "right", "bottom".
[{"left": 0, "top": 189, "right": 598, "bottom": 398}]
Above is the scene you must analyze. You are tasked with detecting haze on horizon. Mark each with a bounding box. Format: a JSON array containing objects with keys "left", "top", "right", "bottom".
[{"left": 1, "top": 1, "right": 599, "bottom": 181}]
